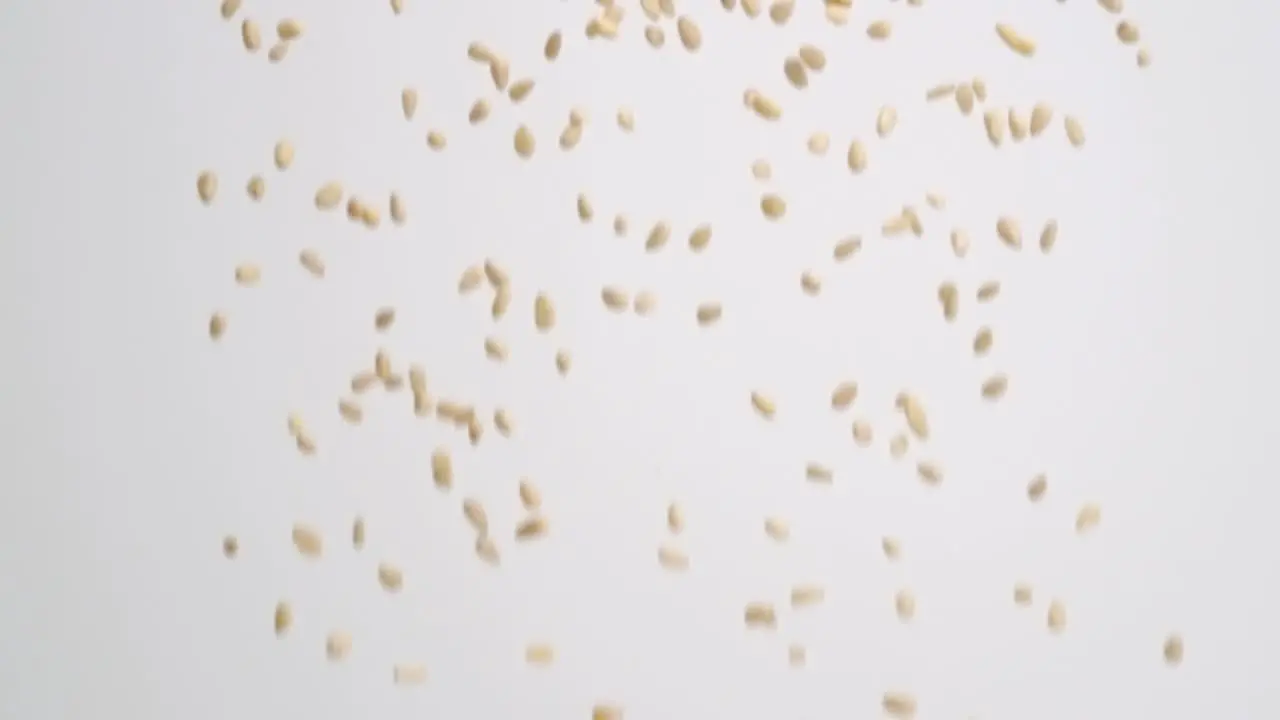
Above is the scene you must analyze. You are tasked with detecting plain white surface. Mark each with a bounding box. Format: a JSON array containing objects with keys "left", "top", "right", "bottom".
[{"left": 2, "top": 0, "right": 1278, "bottom": 717}]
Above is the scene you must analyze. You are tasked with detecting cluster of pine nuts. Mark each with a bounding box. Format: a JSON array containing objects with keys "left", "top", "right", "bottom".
[{"left": 202, "top": 0, "right": 1175, "bottom": 717}]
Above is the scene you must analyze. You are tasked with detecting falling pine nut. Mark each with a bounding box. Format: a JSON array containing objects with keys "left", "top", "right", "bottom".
[
  {"left": 1064, "top": 115, "right": 1086, "bottom": 147},
  {"left": 613, "top": 214, "right": 629, "bottom": 236},
  {"left": 769, "top": 0, "right": 795, "bottom": 24},
  {"left": 744, "top": 602, "right": 777, "bottom": 629},
  {"left": 788, "top": 644, "right": 806, "bottom": 667},
  {"left": 831, "top": 381, "right": 858, "bottom": 410},
  {"left": 764, "top": 516, "right": 790, "bottom": 542},
  {"left": 459, "top": 499, "right": 489, "bottom": 536},
  {"left": 273, "top": 140, "right": 294, "bottom": 171},
  {"left": 644, "top": 24, "right": 665, "bottom": 48},
  {"left": 688, "top": 224, "right": 712, "bottom": 251},
  {"left": 491, "top": 287, "right": 512, "bottom": 319},
  {"left": 197, "top": 171, "right": 218, "bottom": 204},
  {"left": 401, "top": 88, "right": 418, "bottom": 120},
  {"left": 267, "top": 41, "right": 289, "bottom": 62},
  {"left": 889, "top": 434, "right": 908, "bottom": 459},
  {"left": 833, "top": 235, "right": 861, "bottom": 260},
  {"left": 246, "top": 175, "right": 265, "bottom": 201},
  {"left": 337, "top": 398, "right": 363, "bottom": 425},
  {"left": 274, "top": 601, "right": 292, "bottom": 635},
  {"left": 352, "top": 516, "right": 365, "bottom": 549},
  {"left": 882, "top": 691, "right": 917, "bottom": 719},
  {"left": 220, "top": 0, "right": 241, "bottom": 19},
  {"left": 1075, "top": 503, "right": 1102, "bottom": 534},
  {"left": 760, "top": 194, "right": 786, "bottom": 219},
  {"left": 616, "top": 107, "right": 634, "bottom": 131},
  {"left": 747, "top": 90, "right": 783, "bottom": 120},
  {"left": 977, "top": 281, "right": 1000, "bottom": 301},
  {"left": 750, "top": 391, "right": 776, "bottom": 419},
  {"left": 475, "top": 535, "right": 500, "bottom": 565},
  {"left": 926, "top": 83, "right": 957, "bottom": 101},
  {"left": 508, "top": 78, "right": 535, "bottom": 103},
  {"left": 695, "top": 302, "right": 723, "bottom": 326},
  {"left": 984, "top": 109, "right": 1006, "bottom": 147},
  {"left": 431, "top": 449, "right": 453, "bottom": 490},
  {"left": 483, "top": 337, "right": 508, "bottom": 362},
  {"left": 425, "top": 131, "right": 447, "bottom": 150},
  {"left": 895, "top": 393, "right": 929, "bottom": 440},
  {"left": 973, "top": 327, "right": 994, "bottom": 356},
  {"left": 326, "top": 630, "right": 353, "bottom": 661},
  {"left": 315, "top": 182, "right": 343, "bottom": 209},
  {"left": 997, "top": 216, "right": 1022, "bottom": 249},
  {"left": 222, "top": 535, "right": 239, "bottom": 558},
  {"left": 783, "top": 57, "right": 808, "bottom": 89},
  {"left": 950, "top": 229, "right": 970, "bottom": 258},
  {"left": 867, "top": 20, "right": 891, "bottom": 39},
  {"left": 1047, "top": 600, "right": 1067, "bottom": 633},
  {"left": 390, "top": 0, "right": 404, "bottom": 13},
  {"left": 1040, "top": 219, "right": 1059, "bottom": 253},
  {"left": 241, "top": 19, "right": 261, "bottom": 51},
  {"left": 938, "top": 282, "right": 959, "bottom": 321},
  {"left": 995, "top": 23, "right": 1036, "bottom": 56},
  {"left": 1116, "top": 20, "right": 1140, "bottom": 44},
  {"left": 876, "top": 106, "right": 898, "bottom": 138},
  {"left": 592, "top": 704, "right": 624, "bottom": 720},
  {"left": 657, "top": 543, "right": 689, "bottom": 570},
  {"left": 276, "top": 18, "right": 303, "bottom": 40},
  {"left": 846, "top": 139, "right": 867, "bottom": 173},
  {"left": 676, "top": 16, "right": 702, "bottom": 50},
  {"left": 534, "top": 294, "right": 556, "bottom": 331},
  {"left": 956, "top": 83, "right": 975, "bottom": 115},
  {"left": 468, "top": 99, "right": 491, "bottom": 125},
  {"left": 645, "top": 221, "right": 671, "bottom": 252},
  {"left": 1014, "top": 582, "right": 1033, "bottom": 606},
  {"left": 791, "top": 583, "right": 825, "bottom": 608},
  {"left": 1009, "top": 108, "right": 1029, "bottom": 140},
  {"left": 490, "top": 59, "right": 510, "bottom": 90},
  {"left": 805, "top": 463, "right": 833, "bottom": 483},
  {"left": 852, "top": 420, "right": 874, "bottom": 446},
  {"left": 981, "top": 374, "right": 1009, "bottom": 400},
  {"left": 209, "top": 312, "right": 227, "bottom": 340},
  {"left": 235, "top": 263, "right": 261, "bottom": 286},
  {"left": 515, "top": 515, "right": 549, "bottom": 541},
  {"left": 544, "top": 30, "right": 562, "bottom": 60},
  {"left": 602, "top": 286, "right": 629, "bottom": 312},
  {"left": 800, "top": 271, "right": 822, "bottom": 296},
  {"left": 1163, "top": 635, "right": 1184, "bottom": 666},
  {"left": 751, "top": 159, "right": 772, "bottom": 180},
  {"left": 633, "top": 291, "right": 657, "bottom": 316},
  {"left": 894, "top": 589, "right": 916, "bottom": 621},
  {"left": 1099, "top": 0, "right": 1124, "bottom": 12},
  {"left": 292, "top": 524, "right": 323, "bottom": 557},
  {"left": 555, "top": 349, "right": 571, "bottom": 376},
  {"left": 925, "top": 192, "right": 945, "bottom": 209},
  {"left": 882, "top": 536, "right": 901, "bottom": 560},
  {"left": 667, "top": 503, "right": 684, "bottom": 533},
  {"left": 798, "top": 44, "right": 826, "bottom": 70},
  {"left": 377, "top": 562, "right": 404, "bottom": 592},
  {"left": 525, "top": 643, "right": 555, "bottom": 666},
  {"left": 1137, "top": 48, "right": 1151, "bottom": 67},
  {"left": 513, "top": 126, "right": 536, "bottom": 158},
  {"left": 807, "top": 132, "right": 830, "bottom": 155},
  {"left": 917, "top": 461, "right": 943, "bottom": 485},
  {"left": 457, "top": 266, "right": 484, "bottom": 294},
  {"left": 373, "top": 307, "right": 396, "bottom": 331},
  {"left": 1030, "top": 103, "right": 1054, "bottom": 136},
  {"left": 1027, "top": 474, "right": 1047, "bottom": 501},
  {"left": 393, "top": 663, "right": 427, "bottom": 685},
  {"left": 519, "top": 479, "right": 542, "bottom": 510}
]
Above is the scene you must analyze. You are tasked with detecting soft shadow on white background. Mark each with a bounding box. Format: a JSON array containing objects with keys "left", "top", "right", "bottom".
[{"left": 1, "top": 0, "right": 1277, "bottom": 718}]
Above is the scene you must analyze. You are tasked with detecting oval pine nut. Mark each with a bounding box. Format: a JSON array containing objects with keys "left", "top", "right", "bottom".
[
  {"left": 274, "top": 601, "right": 292, "bottom": 635},
  {"left": 867, "top": 20, "right": 891, "bottom": 39},
  {"left": 431, "top": 449, "right": 453, "bottom": 489},
  {"left": 602, "top": 286, "right": 629, "bottom": 311},
  {"left": 513, "top": 126, "right": 536, "bottom": 158},
  {"left": 894, "top": 589, "right": 916, "bottom": 621},
  {"left": 273, "top": 140, "right": 294, "bottom": 170},
  {"left": 956, "top": 83, "right": 975, "bottom": 115},
  {"left": 917, "top": 461, "right": 942, "bottom": 485},
  {"left": 657, "top": 543, "right": 689, "bottom": 570},
  {"left": 984, "top": 108, "right": 1006, "bottom": 146},
  {"left": 1064, "top": 115, "right": 1086, "bottom": 147},
  {"left": 197, "top": 171, "right": 218, "bottom": 204},
  {"left": 876, "top": 106, "right": 898, "bottom": 137},
  {"left": 688, "top": 223, "right": 712, "bottom": 251},
  {"left": 1014, "top": 582, "right": 1033, "bottom": 606},
  {"left": 326, "top": 630, "right": 353, "bottom": 661},
  {"left": 241, "top": 19, "right": 261, "bottom": 51},
  {"left": 894, "top": 393, "right": 929, "bottom": 440},
  {"left": 791, "top": 583, "right": 825, "bottom": 607},
  {"left": 1163, "top": 634, "right": 1184, "bottom": 666},
  {"left": 508, "top": 78, "right": 535, "bottom": 103},
  {"left": 751, "top": 159, "right": 772, "bottom": 179},
  {"left": 292, "top": 523, "right": 323, "bottom": 557},
  {"left": 525, "top": 642, "right": 555, "bottom": 665},
  {"left": 889, "top": 433, "right": 908, "bottom": 459},
  {"left": 852, "top": 420, "right": 873, "bottom": 446},
  {"left": 544, "top": 31, "right": 562, "bottom": 60},
  {"left": 515, "top": 515, "right": 549, "bottom": 540},
  {"left": 807, "top": 131, "right": 830, "bottom": 155},
  {"left": 798, "top": 44, "right": 826, "bottom": 70},
  {"left": 469, "top": 99, "right": 491, "bottom": 124},
  {"left": 1030, "top": 102, "right": 1054, "bottom": 136},
  {"left": 696, "top": 302, "right": 723, "bottom": 326},
  {"left": 846, "top": 139, "right": 867, "bottom": 173},
  {"left": 645, "top": 221, "right": 671, "bottom": 252},
  {"left": 1047, "top": 600, "right": 1067, "bottom": 633},
  {"left": 996, "top": 216, "right": 1022, "bottom": 249},
  {"left": 315, "top": 182, "right": 343, "bottom": 209},
  {"left": 676, "top": 16, "right": 702, "bottom": 50},
  {"left": 555, "top": 349, "right": 571, "bottom": 376},
  {"left": 833, "top": 235, "right": 861, "bottom": 260},
  {"left": 744, "top": 602, "right": 777, "bottom": 628},
  {"left": 1075, "top": 503, "right": 1102, "bottom": 534},
  {"left": 401, "top": 88, "right": 418, "bottom": 120},
  {"left": 534, "top": 294, "right": 556, "bottom": 331},
  {"left": 246, "top": 175, "right": 265, "bottom": 201},
  {"left": 760, "top": 194, "right": 786, "bottom": 219},
  {"left": 881, "top": 536, "right": 901, "bottom": 560},
  {"left": 973, "top": 327, "right": 994, "bottom": 356},
  {"left": 805, "top": 463, "right": 833, "bottom": 483},
  {"left": 783, "top": 56, "right": 808, "bottom": 89},
  {"left": 981, "top": 374, "right": 1009, "bottom": 400},
  {"left": 667, "top": 502, "right": 684, "bottom": 533},
  {"left": 831, "top": 381, "right": 858, "bottom": 410},
  {"left": 750, "top": 391, "right": 776, "bottom": 419},
  {"left": 377, "top": 562, "right": 404, "bottom": 592},
  {"left": 1027, "top": 474, "right": 1047, "bottom": 501},
  {"left": 883, "top": 691, "right": 917, "bottom": 719},
  {"left": 519, "top": 479, "right": 542, "bottom": 510},
  {"left": 277, "top": 19, "right": 303, "bottom": 40},
  {"left": 220, "top": 0, "right": 241, "bottom": 19},
  {"left": 764, "top": 516, "right": 790, "bottom": 541}
]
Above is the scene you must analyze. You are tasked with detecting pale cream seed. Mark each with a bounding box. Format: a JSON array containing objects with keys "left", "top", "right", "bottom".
[
  {"left": 377, "top": 562, "right": 404, "bottom": 592},
  {"left": 274, "top": 601, "right": 292, "bottom": 635},
  {"left": 956, "top": 83, "right": 975, "bottom": 115},
  {"left": 602, "top": 286, "right": 629, "bottom": 312},
  {"left": 276, "top": 18, "right": 303, "bottom": 40},
  {"left": 292, "top": 523, "right": 323, "bottom": 557},
  {"left": 688, "top": 223, "right": 711, "bottom": 251},
  {"left": 645, "top": 221, "right": 671, "bottom": 252},
  {"left": 783, "top": 56, "right": 808, "bottom": 89},
  {"left": 852, "top": 420, "right": 874, "bottom": 446},
  {"left": 219, "top": 0, "right": 241, "bottom": 20},
  {"left": 807, "top": 132, "right": 830, "bottom": 155},
  {"left": 241, "top": 19, "right": 261, "bottom": 52},
  {"left": 977, "top": 280, "right": 1001, "bottom": 301},
  {"left": 744, "top": 602, "right": 777, "bottom": 629},
  {"left": 555, "top": 349, "right": 572, "bottom": 376},
  {"left": 751, "top": 159, "right": 772, "bottom": 180},
  {"left": 788, "top": 644, "right": 806, "bottom": 668},
  {"left": 867, "top": 20, "right": 892, "bottom": 39},
  {"left": 235, "top": 263, "right": 261, "bottom": 287},
  {"left": 246, "top": 175, "right": 265, "bottom": 201},
  {"left": 544, "top": 30, "right": 563, "bottom": 61},
  {"left": 431, "top": 449, "right": 453, "bottom": 489},
  {"left": 526, "top": 643, "right": 555, "bottom": 666},
  {"left": 750, "top": 391, "right": 777, "bottom": 419},
  {"left": 315, "top": 182, "right": 343, "bottom": 209},
  {"left": 667, "top": 502, "right": 684, "bottom": 533},
  {"left": 791, "top": 583, "right": 825, "bottom": 608},
  {"left": 513, "top": 126, "right": 536, "bottom": 158},
  {"left": 917, "top": 461, "right": 943, "bottom": 485},
  {"left": 950, "top": 229, "right": 970, "bottom": 258},
  {"left": 515, "top": 515, "right": 549, "bottom": 541},
  {"left": 761, "top": 193, "right": 786, "bottom": 219},
  {"left": 805, "top": 463, "right": 833, "bottom": 483},
  {"left": 1064, "top": 115, "right": 1086, "bottom": 147},
  {"left": 633, "top": 291, "right": 657, "bottom": 316},
  {"left": 1014, "top": 583, "right": 1033, "bottom": 606},
  {"left": 798, "top": 44, "right": 826, "bottom": 70},
  {"left": 644, "top": 24, "right": 665, "bottom": 48},
  {"left": 894, "top": 589, "right": 916, "bottom": 621},
  {"left": 769, "top": 0, "right": 795, "bottom": 24},
  {"left": 519, "top": 479, "right": 542, "bottom": 510},
  {"left": 833, "top": 236, "right": 861, "bottom": 260},
  {"left": 846, "top": 139, "right": 867, "bottom": 173},
  {"left": 273, "top": 140, "right": 294, "bottom": 171},
  {"left": 469, "top": 99, "right": 491, "bottom": 125},
  {"left": 676, "top": 16, "right": 702, "bottom": 51},
  {"left": 981, "top": 374, "right": 1009, "bottom": 400},
  {"left": 883, "top": 691, "right": 917, "bottom": 719},
  {"left": 508, "top": 78, "right": 535, "bottom": 103},
  {"left": 973, "top": 327, "right": 994, "bottom": 356},
  {"left": 352, "top": 516, "right": 365, "bottom": 549},
  {"left": 657, "top": 543, "right": 689, "bottom": 571},
  {"left": 534, "top": 294, "right": 556, "bottom": 332},
  {"left": 1076, "top": 503, "right": 1102, "bottom": 534},
  {"left": 831, "top": 381, "right": 858, "bottom": 410},
  {"left": 881, "top": 536, "right": 901, "bottom": 560},
  {"left": 876, "top": 106, "right": 898, "bottom": 138},
  {"left": 483, "top": 337, "right": 508, "bottom": 362},
  {"left": 926, "top": 83, "right": 957, "bottom": 101},
  {"left": 800, "top": 271, "right": 821, "bottom": 296},
  {"left": 1009, "top": 108, "right": 1029, "bottom": 141},
  {"left": 996, "top": 216, "right": 1022, "bottom": 249},
  {"left": 984, "top": 108, "right": 1006, "bottom": 146},
  {"left": 393, "top": 663, "right": 427, "bottom": 685},
  {"left": 616, "top": 107, "right": 634, "bottom": 131},
  {"left": 326, "top": 630, "right": 353, "bottom": 661},
  {"left": 1027, "top": 474, "right": 1047, "bottom": 501},
  {"left": 1116, "top": 20, "right": 1140, "bottom": 44},
  {"left": 222, "top": 535, "right": 239, "bottom": 558},
  {"left": 1030, "top": 102, "right": 1054, "bottom": 136},
  {"left": 889, "top": 434, "right": 909, "bottom": 459},
  {"left": 338, "top": 398, "right": 363, "bottom": 425},
  {"left": 995, "top": 23, "right": 1036, "bottom": 56},
  {"left": 1163, "top": 635, "right": 1184, "bottom": 666},
  {"left": 197, "top": 171, "right": 218, "bottom": 204},
  {"left": 1048, "top": 600, "right": 1067, "bottom": 633},
  {"left": 1040, "top": 219, "right": 1059, "bottom": 253},
  {"left": 764, "top": 516, "right": 790, "bottom": 542}
]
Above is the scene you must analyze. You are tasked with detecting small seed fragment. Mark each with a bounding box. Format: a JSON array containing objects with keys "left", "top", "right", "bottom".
[
  {"left": 667, "top": 503, "right": 684, "bottom": 533},
  {"left": 751, "top": 159, "right": 772, "bottom": 180},
  {"left": 222, "top": 535, "right": 239, "bottom": 558},
  {"left": 889, "top": 434, "right": 909, "bottom": 459},
  {"left": 894, "top": 589, "right": 916, "bottom": 621},
  {"left": 544, "top": 30, "right": 563, "bottom": 60},
  {"left": 1163, "top": 635, "right": 1184, "bottom": 666},
  {"left": 800, "top": 271, "right": 821, "bottom": 296},
  {"left": 431, "top": 449, "right": 453, "bottom": 490},
  {"left": 883, "top": 691, "right": 917, "bottom": 718},
  {"left": 789, "top": 584, "right": 825, "bottom": 609},
  {"left": 760, "top": 193, "right": 786, "bottom": 219},
  {"left": 676, "top": 16, "right": 702, "bottom": 50},
  {"left": 209, "top": 312, "right": 227, "bottom": 340},
  {"left": 876, "top": 106, "right": 898, "bottom": 138},
  {"left": 457, "top": 266, "right": 484, "bottom": 294},
  {"left": 377, "top": 562, "right": 404, "bottom": 592},
  {"left": 513, "top": 126, "right": 536, "bottom": 158},
  {"left": 846, "top": 139, "right": 867, "bottom": 173},
  {"left": 1047, "top": 600, "right": 1067, "bottom": 633},
  {"left": 483, "top": 337, "right": 508, "bottom": 362},
  {"left": 1075, "top": 503, "right": 1102, "bottom": 534},
  {"left": 246, "top": 175, "right": 265, "bottom": 201},
  {"left": 352, "top": 516, "right": 365, "bottom": 549},
  {"left": 882, "top": 536, "right": 901, "bottom": 560},
  {"left": 693, "top": 302, "right": 723, "bottom": 327},
  {"left": 917, "top": 461, "right": 943, "bottom": 485},
  {"left": 750, "top": 391, "right": 776, "bottom": 419},
  {"left": 292, "top": 524, "right": 323, "bottom": 557},
  {"left": 555, "top": 349, "right": 572, "bottom": 376},
  {"left": 1064, "top": 115, "right": 1086, "bottom": 147},
  {"left": 393, "top": 663, "right": 427, "bottom": 685},
  {"left": 390, "top": 0, "right": 404, "bottom": 14},
  {"left": 788, "top": 644, "right": 806, "bottom": 667},
  {"left": 241, "top": 19, "right": 261, "bottom": 51},
  {"left": 644, "top": 24, "right": 665, "bottom": 47},
  {"left": 995, "top": 23, "right": 1036, "bottom": 56},
  {"left": 525, "top": 643, "right": 555, "bottom": 665},
  {"left": 831, "top": 381, "right": 858, "bottom": 410},
  {"left": 374, "top": 307, "right": 396, "bottom": 332},
  {"left": 274, "top": 601, "right": 292, "bottom": 635},
  {"left": 805, "top": 463, "right": 833, "bottom": 483},
  {"left": 515, "top": 515, "right": 549, "bottom": 541},
  {"left": 273, "top": 140, "right": 294, "bottom": 171},
  {"left": 745, "top": 602, "right": 777, "bottom": 629},
  {"left": 1027, "top": 474, "right": 1047, "bottom": 501},
  {"left": 867, "top": 20, "right": 892, "bottom": 39},
  {"left": 981, "top": 374, "right": 1008, "bottom": 400},
  {"left": 657, "top": 543, "right": 689, "bottom": 570},
  {"left": 1030, "top": 102, "right": 1054, "bottom": 136},
  {"left": 616, "top": 106, "right": 635, "bottom": 132},
  {"left": 852, "top": 420, "right": 873, "bottom": 446},
  {"left": 197, "top": 171, "right": 218, "bottom": 204},
  {"left": 1137, "top": 48, "right": 1151, "bottom": 67},
  {"left": 925, "top": 192, "right": 945, "bottom": 209},
  {"left": 1014, "top": 582, "right": 1033, "bottom": 606},
  {"left": 764, "top": 516, "right": 790, "bottom": 542},
  {"left": 1040, "top": 219, "right": 1059, "bottom": 253},
  {"left": 996, "top": 216, "right": 1022, "bottom": 249},
  {"left": 613, "top": 214, "right": 629, "bottom": 236},
  {"left": 984, "top": 109, "right": 1006, "bottom": 146},
  {"left": 976, "top": 281, "right": 1000, "bottom": 302},
  {"left": 973, "top": 327, "right": 994, "bottom": 356},
  {"left": 519, "top": 479, "right": 542, "bottom": 510}
]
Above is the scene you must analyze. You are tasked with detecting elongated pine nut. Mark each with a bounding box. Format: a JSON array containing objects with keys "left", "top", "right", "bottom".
[
  {"left": 519, "top": 479, "right": 542, "bottom": 510},
  {"left": 220, "top": 0, "right": 241, "bottom": 19},
  {"left": 677, "top": 16, "right": 702, "bottom": 50},
  {"left": 431, "top": 449, "right": 453, "bottom": 489},
  {"left": 750, "top": 391, "right": 776, "bottom": 419},
  {"left": 525, "top": 643, "right": 555, "bottom": 665},
  {"left": 352, "top": 516, "right": 365, "bottom": 549},
  {"left": 602, "top": 286, "right": 629, "bottom": 311},
  {"left": 209, "top": 312, "right": 227, "bottom": 340},
  {"left": 784, "top": 56, "right": 807, "bottom": 89},
  {"left": 616, "top": 107, "right": 634, "bottom": 131},
  {"left": 1064, "top": 115, "right": 1086, "bottom": 146},
  {"left": 876, "top": 106, "right": 898, "bottom": 137},
  {"left": 1075, "top": 503, "right": 1102, "bottom": 533},
  {"left": 515, "top": 515, "right": 549, "bottom": 540},
  {"left": 197, "top": 171, "right": 218, "bottom": 204},
  {"left": 267, "top": 40, "right": 289, "bottom": 63},
  {"left": 1047, "top": 599, "right": 1067, "bottom": 633},
  {"left": 273, "top": 140, "right": 294, "bottom": 170},
  {"left": 984, "top": 109, "right": 1006, "bottom": 146},
  {"left": 977, "top": 281, "right": 1000, "bottom": 301},
  {"left": 658, "top": 543, "right": 689, "bottom": 570},
  {"left": 338, "top": 398, "right": 363, "bottom": 424},
  {"left": 222, "top": 535, "right": 238, "bottom": 558},
  {"left": 315, "top": 182, "right": 343, "bottom": 209},
  {"left": 393, "top": 663, "right": 427, "bottom": 685},
  {"left": 1163, "top": 635, "right": 1184, "bottom": 666},
  {"left": 831, "top": 381, "right": 858, "bottom": 410},
  {"left": 745, "top": 602, "right": 777, "bottom": 628},
  {"left": 894, "top": 589, "right": 916, "bottom": 621},
  {"left": 1030, "top": 102, "right": 1054, "bottom": 136},
  {"left": 1027, "top": 474, "right": 1047, "bottom": 501},
  {"left": 1040, "top": 219, "right": 1059, "bottom": 252},
  {"left": 895, "top": 393, "right": 929, "bottom": 440},
  {"left": 274, "top": 601, "right": 292, "bottom": 635},
  {"left": 475, "top": 535, "right": 500, "bottom": 565},
  {"left": 292, "top": 523, "right": 323, "bottom": 557},
  {"left": 514, "top": 126, "right": 535, "bottom": 158},
  {"left": 508, "top": 78, "right": 535, "bottom": 103},
  {"left": 401, "top": 88, "right": 418, "bottom": 120},
  {"left": 846, "top": 139, "right": 867, "bottom": 173},
  {"left": 867, "top": 20, "right": 891, "bottom": 39},
  {"left": 544, "top": 31, "right": 562, "bottom": 60},
  {"left": 926, "top": 83, "right": 956, "bottom": 101},
  {"left": 1009, "top": 108, "right": 1029, "bottom": 140},
  {"left": 242, "top": 19, "right": 261, "bottom": 51},
  {"left": 695, "top": 302, "right": 723, "bottom": 326},
  {"left": 950, "top": 229, "right": 970, "bottom": 257},
  {"left": 534, "top": 294, "right": 556, "bottom": 331},
  {"left": 645, "top": 221, "right": 671, "bottom": 251},
  {"left": 1116, "top": 20, "right": 1140, "bottom": 44},
  {"left": 800, "top": 271, "right": 821, "bottom": 296},
  {"left": 883, "top": 691, "right": 917, "bottom": 718},
  {"left": 469, "top": 99, "right": 491, "bottom": 125},
  {"left": 688, "top": 223, "right": 712, "bottom": 251},
  {"left": 747, "top": 90, "right": 783, "bottom": 120},
  {"left": 592, "top": 704, "right": 623, "bottom": 720},
  {"left": 798, "top": 44, "right": 826, "bottom": 70},
  {"left": 917, "top": 461, "right": 942, "bottom": 485},
  {"left": 938, "top": 282, "right": 959, "bottom": 321},
  {"left": 997, "top": 216, "right": 1022, "bottom": 249},
  {"left": 995, "top": 23, "right": 1036, "bottom": 56},
  {"left": 326, "top": 630, "right": 352, "bottom": 661},
  {"left": 973, "top": 327, "right": 994, "bottom": 356},
  {"left": 833, "top": 235, "right": 861, "bottom": 260},
  {"left": 390, "top": 0, "right": 404, "bottom": 14},
  {"left": 1099, "top": 0, "right": 1124, "bottom": 12},
  {"left": 805, "top": 462, "right": 833, "bottom": 483},
  {"left": 956, "top": 83, "right": 975, "bottom": 115},
  {"left": 791, "top": 583, "right": 825, "bottom": 608},
  {"left": 981, "top": 374, "right": 1009, "bottom": 400},
  {"left": 644, "top": 25, "right": 665, "bottom": 47},
  {"left": 882, "top": 536, "right": 901, "bottom": 560}
]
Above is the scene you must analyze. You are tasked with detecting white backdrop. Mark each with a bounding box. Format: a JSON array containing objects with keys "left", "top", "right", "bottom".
[{"left": 2, "top": 0, "right": 1278, "bottom": 718}]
